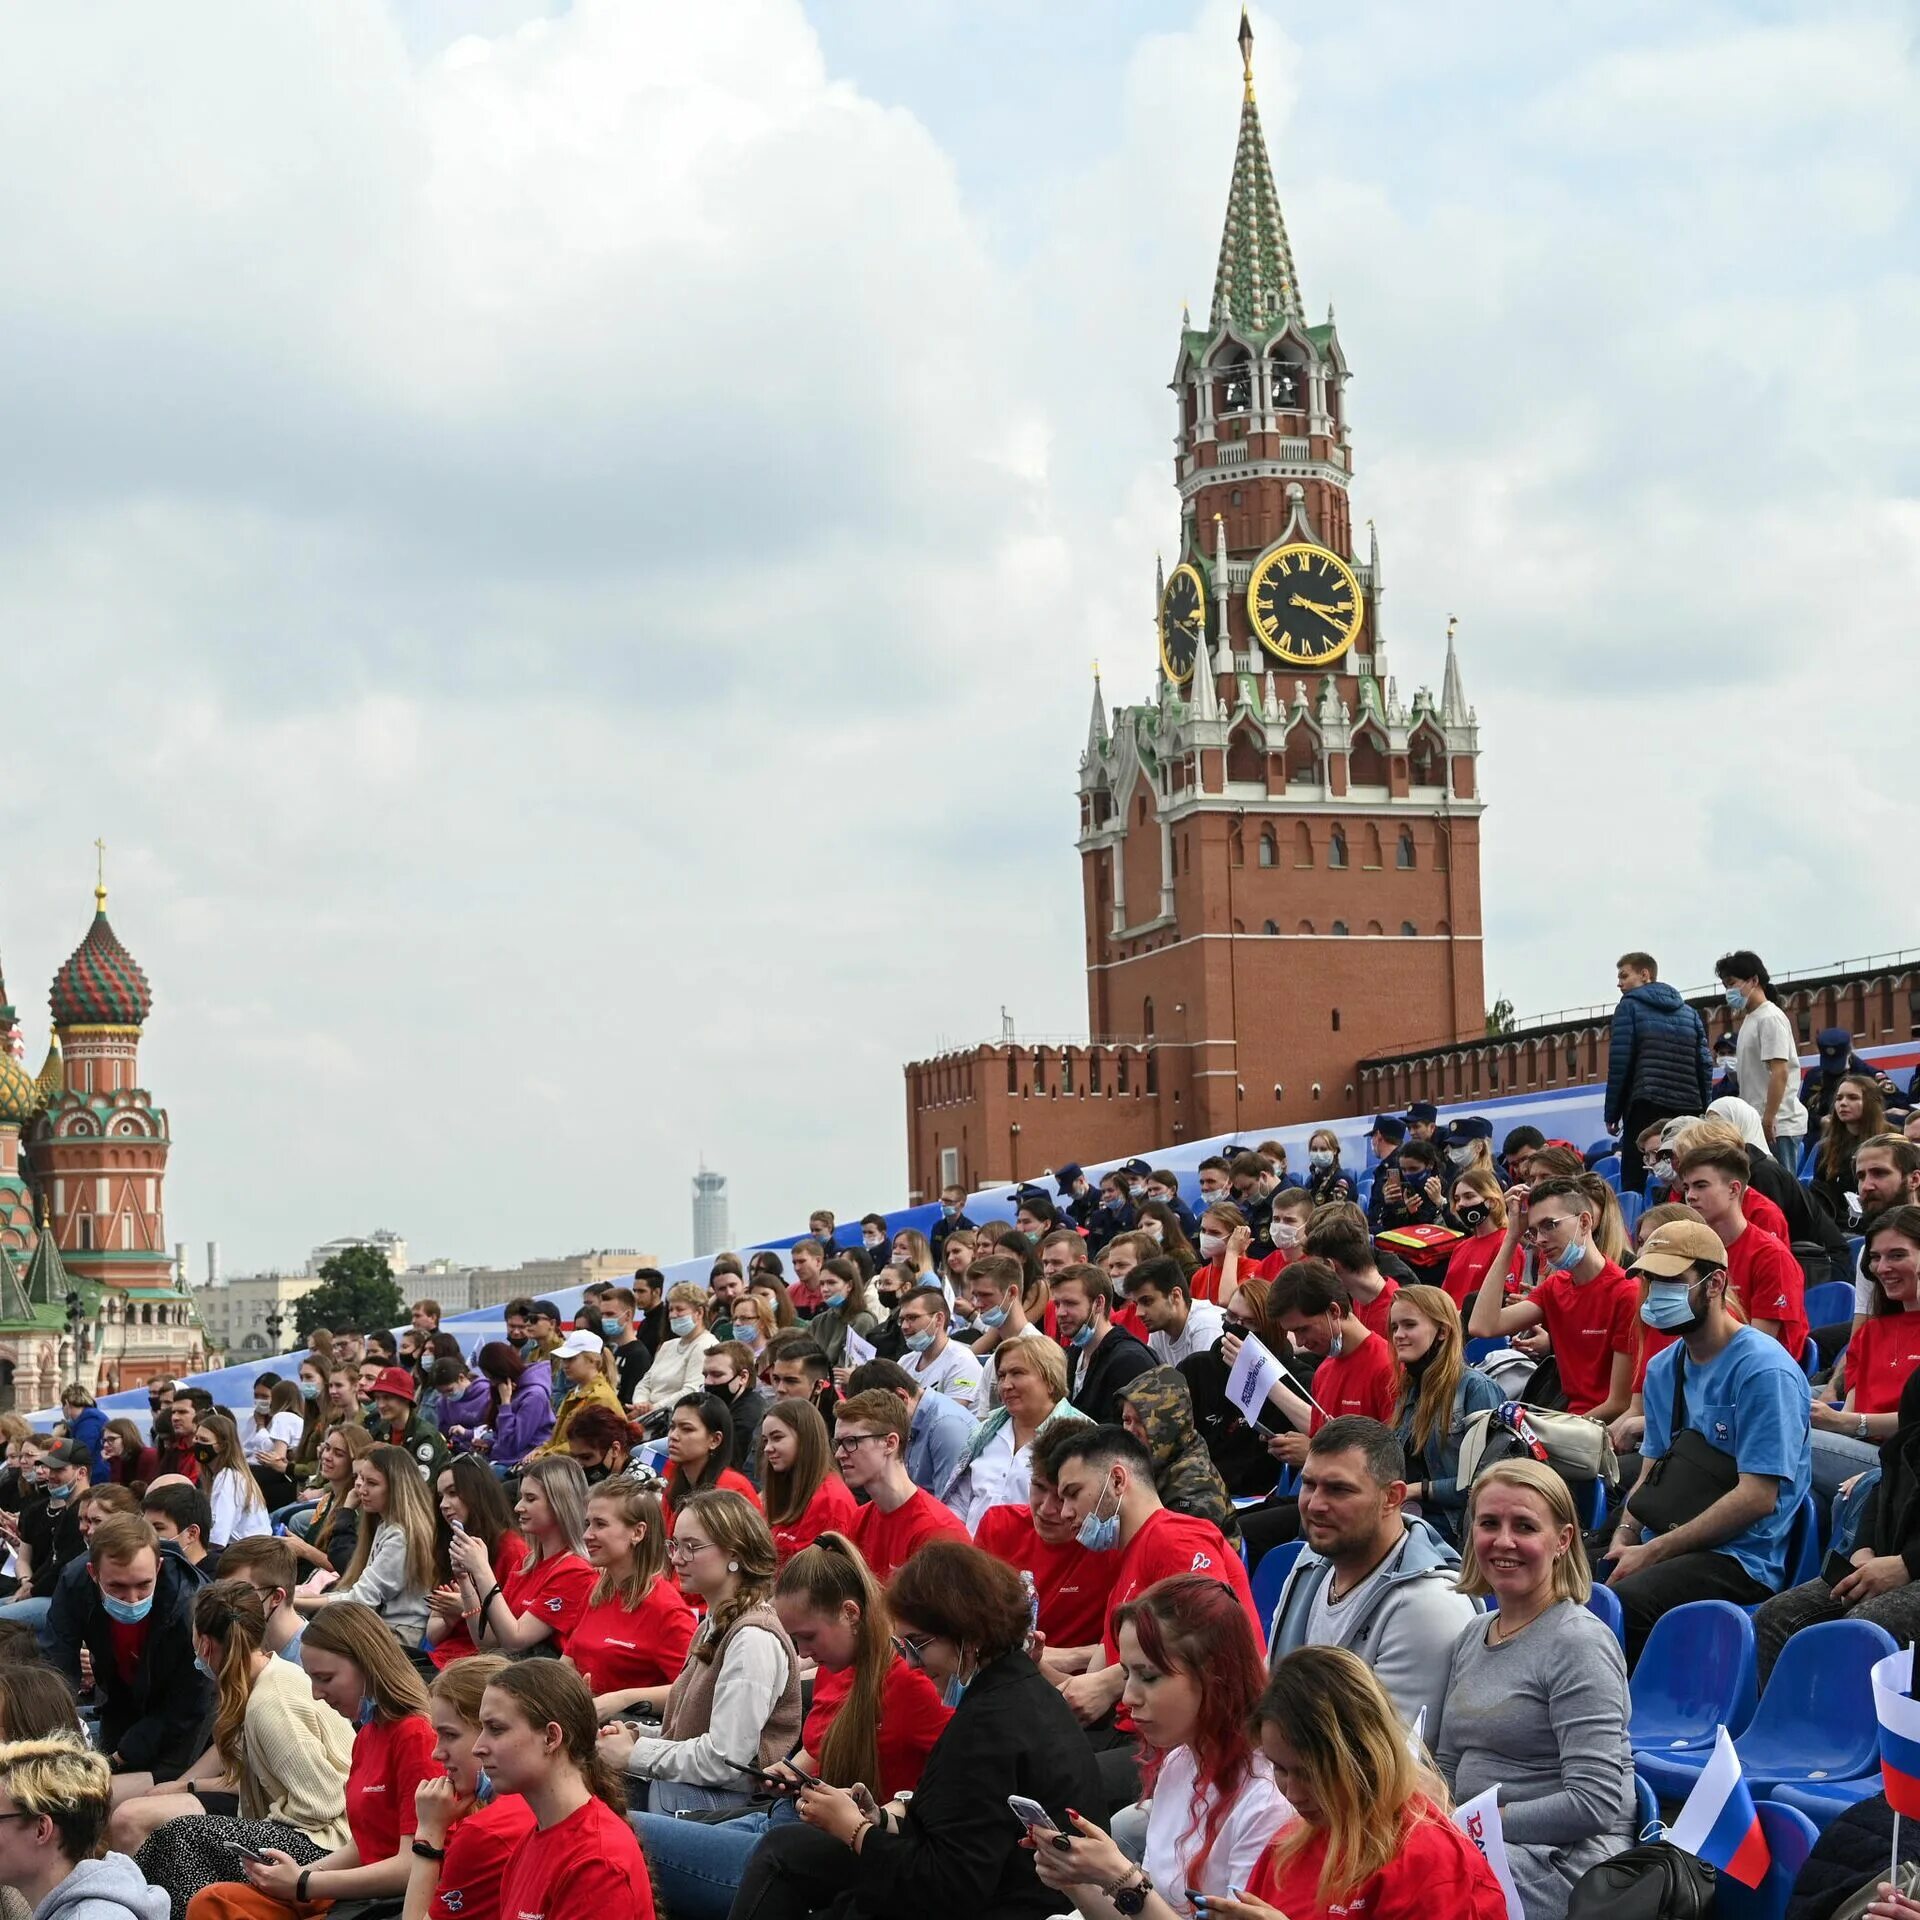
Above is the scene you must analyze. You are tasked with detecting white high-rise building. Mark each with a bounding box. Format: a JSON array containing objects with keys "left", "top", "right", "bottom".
[{"left": 691, "top": 1163, "right": 730, "bottom": 1259}]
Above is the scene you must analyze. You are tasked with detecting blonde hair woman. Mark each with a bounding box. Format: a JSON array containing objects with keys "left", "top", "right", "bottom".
[
  {"left": 0, "top": 1738, "right": 147, "bottom": 1920},
  {"left": 450, "top": 1456, "right": 595, "bottom": 1658},
  {"left": 631, "top": 1285, "right": 719, "bottom": 1415},
  {"left": 567, "top": 1478, "right": 697, "bottom": 1718},
  {"left": 297, "top": 1445, "right": 437, "bottom": 1648},
  {"left": 943, "top": 1336, "right": 1086, "bottom": 1532},
  {"left": 1229, "top": 1648, "right": 1504, "bottom": 1917},
  {"left": 1436, "top": 1461, "right": 1632, "bottom": 1919},
  {"left": 1386, "top": 1286, "right": 1502, "bottom": 1548}
]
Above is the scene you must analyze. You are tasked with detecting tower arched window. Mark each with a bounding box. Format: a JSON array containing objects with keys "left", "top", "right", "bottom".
[
  {"left": 1142, "top": 998, "right": 1155, "bottom": 1037},
  {"left": 1401, "top": 920, "right": 1419, "bottom": 936},
  {"left": 1263, "top": 919, "right": 1279, "bottom": 935},
  {"left": 1397, "top": 829, "right": 1416, "bottom": 869},
  {"left": 1328, "top": 827, "right": 1348, "bottom": 870},
  {"left": 1332, "top": 920, "right": 1350, "bottom": 937},
  {"left": 1258, "top": 829, "right": 1276, "bottom": 867}
]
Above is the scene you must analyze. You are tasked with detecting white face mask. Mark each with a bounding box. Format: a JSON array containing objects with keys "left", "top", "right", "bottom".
[
  {"left": 1199, "top": 1231, "right": 1226, "bottom": 1259},
  {"left": 1144, "top": 1220, "right": 1164, "bottom": 1243}
]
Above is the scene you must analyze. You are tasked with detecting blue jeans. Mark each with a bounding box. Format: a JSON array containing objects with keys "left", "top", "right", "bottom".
[
  {"left": 0, "top": 1596, "right": 51, "bottom": 1630},
  {"left": 630, "top": 1801, "right": 797, "bottom": 1920}
]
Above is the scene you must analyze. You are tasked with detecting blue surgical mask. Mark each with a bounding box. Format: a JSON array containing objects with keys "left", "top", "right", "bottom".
[
  {"left": 1550, "top": 1237, "right": 1588, "bottom": 1275},
  {"left": 46, "top": 1485, "right": 71, "bottom": 1507},
  {"left": 940, "top": 1202, "right": 958, "bottom": 1219},
  {"left": 100, "top": 1590, "right": 154, "bottom": 1625},
  {"left": 601, "top": 1318, "right": 622, "bottom": 1339},
  {"left": 904, "top": 1330, "right": 935, "bottom": 1354},
  {"left": 1724, "top": 987, "right": 1746, "bottom": 1012},
  {"left": 1641, "top": 1280, "right": 1703, "bottom": 1332},
  {"left": 941, "top": 1670, "right": 971, "bottom": 1709},
  {"left": 354, "top": 1694, "right": 378, "bottom": 1729},
  {"left": 979, "top": 1304, "right": 1008, "bottom": 1329},
  {"left": 473, "top": 1768, "right": 496, "bottom": 1806},
  {"left": 824, "top": 1285, "right": 848, "bottom": 1307},
  {"left": 299, "top": 1380, "right": 320, "bottom": 1402},
  {"left": 193, "top": 1653, "right": 217, "bottom": 1682},
  {"left": 1069, "top": 1322, "right": 1096, "bottom": 1350},
  {"left": 1077, "top": 1474, "right": 1123, "bottom": 1552},
  {"left": 670, "top": 1314, "right": 696, "bottom": 1338}
]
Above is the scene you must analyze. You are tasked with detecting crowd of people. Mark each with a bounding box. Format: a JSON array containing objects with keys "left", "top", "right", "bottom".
[{"left": 0, "top": 945, "right": 1917, "bottom": 1918}]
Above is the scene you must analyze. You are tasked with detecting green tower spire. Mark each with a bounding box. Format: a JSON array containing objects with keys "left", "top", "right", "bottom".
[{"left": 1209, "top": 9, "right": 1304, "bottom": 335}]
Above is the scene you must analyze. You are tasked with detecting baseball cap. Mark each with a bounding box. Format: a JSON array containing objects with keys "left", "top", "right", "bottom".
[
  {"left": 1407, "top": 1101, "right": 1438, "bottom": 1125},
  {"left": 1628, "top": 1220, "right": 1728, "bottom": 1279},
  {"left": 369, "top": 1367, "right": 417, "bottom": 1403},
  {"left": 40, "top": 1440, "right": 88, "bottom": 1470},
  {"left": 529, "top": 1299, "right": 563, "bottom": 1324},
  {"left": 1054, "top": 1164, "right": 1085, "bottom": 1190},
  {"left": 552, "top": 1329, "right": 605, "bottom": 1362},
  {"left": 1657, "top": 1115, "right": 1701, "bottom": 1151}
]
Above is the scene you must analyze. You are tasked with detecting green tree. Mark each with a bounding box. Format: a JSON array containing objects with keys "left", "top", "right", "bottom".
[
  {"left": 295, "top": 1246, "right": 406, "bottom": 1342},
  {"left": 1485, "top": 995, "right": 1516, "bottom": 1037}
]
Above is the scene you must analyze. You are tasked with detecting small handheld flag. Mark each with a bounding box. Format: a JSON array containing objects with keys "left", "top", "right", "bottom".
[
  {"left": 1872, "top": 1646, "right": 1920, "bottom": 1818},
  {"left": 1452, "top": 1786, "right": 1524, "bottom": 1920},
  {"left": 1668, "top": 1726, "right": 1771, "bottom": 1890},
  {"left": 1405, "top": 1706, "right": 1427, "bottom": 1761}
]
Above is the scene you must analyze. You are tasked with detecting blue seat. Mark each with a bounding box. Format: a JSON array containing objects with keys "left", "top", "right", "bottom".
[
  {"left": 1634, "top": 1771, "right": 1660, "bottom": 1840},
  {"left": 1798, "top": 1335, "right": 1818, "bottom": 1380},
  {"left": 1636, "top": 1618, "right": 1897, "bottom": 1799},
  {"left": 1769, "top": 1774, "right": 1885, "bottom": 1828},
  {"left": 1630, "top": 1601, "right": 1758, "bottom": 1774},
  {"left": 1585, "top": 1580, "right": 1626, "bottom": 1649},
  {"left": 1711, "top": 1800, "right": 1819, "bottom": 1920},
  {"left": 1784, "top": 1490, "right": 1822, "bottom": 1586},
  {"left": 1618, "top": 1189, "right": 1646, "bottom": 1233},
  {"left": 1465, "top": 1336, "right": 1504, "bottom": 1363},
  {"left": 1250, "top": 1538, "right": 1304, "bottom": 1627},
  {"left": 1804, "top": 1280, "right": 1856, "bottom": 1328}
]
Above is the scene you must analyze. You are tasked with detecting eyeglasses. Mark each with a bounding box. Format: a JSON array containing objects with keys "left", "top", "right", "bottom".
[
  {"left": 665, "top": 1539, "right": 715, "bottom": 1562},
  {"left": 831, "top": 1432, "right": 885, "bottom": 1456},
  {"left": 891, "top": 1632, "right": 937, "bottom": 1668},
  {"left": 1221, "top": 1316, "right": 1254, "bottom": 1335}
]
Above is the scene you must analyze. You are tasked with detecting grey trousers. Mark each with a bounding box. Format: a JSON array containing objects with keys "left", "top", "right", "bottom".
[{"left": 1754, "top": 1573, "right": 1920, "bottom": 1685}]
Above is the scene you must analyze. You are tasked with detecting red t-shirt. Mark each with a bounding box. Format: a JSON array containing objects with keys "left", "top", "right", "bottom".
[
  {"left": 567, "top": 1576, "right": 699, "bottom": 1695},
  {"left": 1246, "top": 1803, "right": 1508, "bottom": 1920},
  {"left": 659, "top": 1467, "right": 762, "bottom": 1528},
  {"left": 1846, "top": 1311, "right": 1920, "bottom": 1415},
  {"left": 431, "top": 1532, "right": 526, "bottom": 1668},
  {"left": 974, "top": 1504, "right": 1117, "bottom": 1651},
  {"left": 803, "top": 1656, "right": 952, "bottom": 1799},
  {"left": 1443, "top": 1235, "right": 1521, "bottom": 1310},
  {"left": 1746, "top": 1189, "right": 1792, "bottom": 1245},
  {"left": 496, "top": 1795, "right": 655, "bottom": 1920},
  {"left": 502, "top": 1550, "right": 597, "bottom": 1652},
  {"left": 848, "top": 1487, "right": 968, "bottom": 1584},
  {"left": 1352, "top": 1279, "right": 1399, "bottom": 1340},
  {"left": 1307, "top": 1331, "right": 1400, "bottom": 1433},
  {"left": 1529, "top": 1260, "right": 1637, "bottom": 1414},
  {"left": 1725, "top": 1223, "right": 1809, "bottom": 1362},
  {"left": 771, "top": 1473, "right": 861, "bottom": 1566},
  {"left": 1101, "top": 1508, "right": 1263, "bottom": 1666},
  {"left": 1632, "top": 1324, "right": 1679, "bottom": 1394},
  {"left": 346, "top": 1713, "right": 441, "bottom": 1863},
  {"left": 428, "top": 1794, "right": 537, "bottom": 1920}
]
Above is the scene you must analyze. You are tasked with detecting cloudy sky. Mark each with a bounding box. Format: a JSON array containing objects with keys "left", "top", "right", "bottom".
[{"left": 2, "top": 0, "right": 1914, "bottom": 1272}]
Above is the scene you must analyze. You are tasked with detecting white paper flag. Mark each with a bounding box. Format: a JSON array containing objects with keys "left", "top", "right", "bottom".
[
  {"left": 1224, "top": 1332, "right": 1287, "bottom": 1425},
  {"left": 841, "top": 1328, "right": 877, "bottom": 1369},
  {"left": 1452, "top": 1786, "right": 1524, "bottom": 1920}
]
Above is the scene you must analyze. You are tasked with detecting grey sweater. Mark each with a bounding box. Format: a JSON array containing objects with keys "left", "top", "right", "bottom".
[
  {"left": 334, "top": 1521, "right": 430, "bottom": 1648},
  {"left": 1436, "top": 1600, "right": 1633, "bottom": 1920}
]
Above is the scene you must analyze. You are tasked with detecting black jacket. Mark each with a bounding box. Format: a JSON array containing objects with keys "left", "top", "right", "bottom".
[
  {"left": 18, "top": 1491, "right": 87, "bottom": 1600},
  {"left": 1180, "top": 1340, "right": 1282, "bottom": 1497},
  {"left": 830, "top": 1650, "right": 1102, "bottom": 1919},
  {"left": 928, "top": 1210, "right": 976, "bottom": 1270},
  {"left": 1066, "top": 1323, "right": 1156, "bottom": 1428},
  {"left": 1083, "top": 1199, "right": 1134, "bottom": 1259},
  {"left": 1745, "top": 1146, "right": 1853, "bottom": 1274},
  {"left": 1786, "top": 1791, "right": 1920, "bottom": 1918},
  {"left": 1858, "top": 1363, "right": 1920, "bottom": 1574},
  {"left": 1605, "top": 981, "right": 1712, "bottom": 1128},
  {"left": 726, "top": 1385, "right": 772, "bottom": 1485},
  {"left": 46, "top": 1547, "right": 213, "bottom": 1776}
]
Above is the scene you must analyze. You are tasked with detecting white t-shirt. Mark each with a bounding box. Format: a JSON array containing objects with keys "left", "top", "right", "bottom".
[
  {"left": 972, "top": 1323, "right": 1045, "bottom": 1415},
  {"left": 951, "top": 1421, "right": 1033, "bottom": 1533},
  {"left": 1735, "top": 1000, "right": 1807, "bottom": 1140},
  {"left": 1149, "top": 1300, "right": 1226, "bottom": 1369},
  {"left": 208, "top": 1467, "right": 271, "bottom": 1548},
  {"left": 906, "top": 1338, "right": 981, "bottom": 1404},
  {"left": 243, "top": 1412, "right": 305, "bottom": 1462},
  {"left": 1141, "top": 1745, "right": 1292, "bottom": 1911}
]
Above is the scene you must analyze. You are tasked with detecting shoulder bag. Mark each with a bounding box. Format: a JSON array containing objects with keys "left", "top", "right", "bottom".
[{"left": 1625, "top": 1348, "right": 1740, "bottom": 1537}]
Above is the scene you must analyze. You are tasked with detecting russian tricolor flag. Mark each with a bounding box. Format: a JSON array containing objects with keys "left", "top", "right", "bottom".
[
  {"left": 1668, "top": 1726, "right": 1771, "bottom": 1890},
  {"left": 1871, "top": 1646, "right": 1920, "bottom": 1817}
]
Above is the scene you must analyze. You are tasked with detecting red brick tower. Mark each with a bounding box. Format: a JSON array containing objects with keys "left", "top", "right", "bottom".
[{"left": 902, "top": 13, "right": 1487, "bottom": 1194}]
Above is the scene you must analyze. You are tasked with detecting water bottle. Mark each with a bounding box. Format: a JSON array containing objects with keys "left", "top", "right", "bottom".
[{"left": 1020, "top": 1569, "right": 1040, "bottom": 1646}]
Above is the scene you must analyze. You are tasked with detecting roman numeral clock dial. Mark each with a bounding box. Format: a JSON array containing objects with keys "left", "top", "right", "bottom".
[
  {"left": 1246, "top": 542, "right": 1365, "bottom": 668},
  {"left": 1158, "top": 561, "right": 1208, "bottom": 683}
]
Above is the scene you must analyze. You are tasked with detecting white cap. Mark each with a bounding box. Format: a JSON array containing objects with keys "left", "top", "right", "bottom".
[{"left": 551, "top": 1329, "right": 605, "bottom": 1362}]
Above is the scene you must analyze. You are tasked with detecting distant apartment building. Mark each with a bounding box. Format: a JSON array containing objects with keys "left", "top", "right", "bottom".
[
  {"left": 195, "top": 1270, "right": 322, "bottom": 1361},
  {"left": 465, "top": 1249, "right": 660, "bottom": 1314},
  {"left": 308, "top": 1229, "right": 408, "bottom": 1276}
]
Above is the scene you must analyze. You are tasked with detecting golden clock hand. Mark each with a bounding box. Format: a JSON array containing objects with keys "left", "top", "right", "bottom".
[{"left": 1288, "top": 594, "right": 1340, "bottom": 618}]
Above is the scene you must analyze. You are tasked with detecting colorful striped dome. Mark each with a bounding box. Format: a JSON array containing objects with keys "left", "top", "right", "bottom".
[
  {"left": 50, "top": 897, "right": 152, "bottom": 1029},
  {"left": 0, "top": 1049, "right": 35, "bottom": 1127}
]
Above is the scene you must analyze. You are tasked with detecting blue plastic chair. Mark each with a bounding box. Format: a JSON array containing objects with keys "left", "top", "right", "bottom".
[
  {"left": 1618, "top": 1189, "right": 1646, "bottom": 1233},
  {"left": 1769, "top": 1774, "right": 1885, "bottom": 1828},
  {"left": 1629, "top": 1601, "right": 1758, "bottom": 1773},
  {"left": 1711, "top": 1800, "right": 1819, "bottom": 1920},
  {"left": 1798, "top": 1335, "right": 1818, "bottom": 1380},
  {"left": 1250, "top": 1538, "right": 1304, "bottom": 1627},
  {"left": 1804, "top": 1280, "right": 1857, "bottom": 1328},
  {"left": 1783, "top": 1490, "right": 1822, "bottom": 1587},
  {"left": 1465, "top": 1336, "right": 1503, "bottom": 1363},
  {"left": 1636, "top": 1618, "right": 1897, "bottom": 1799},
  {"left": 1633, "top": 1771, "right": 1660, "bottom": 1839},
  {"left": 1585, "top": 1580, "right": 1626, "bottom": 1649}
]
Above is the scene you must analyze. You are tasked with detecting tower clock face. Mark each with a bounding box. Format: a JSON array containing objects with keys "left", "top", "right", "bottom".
[
  {"left": 1159, "top": 562, "right": 1207, "bottom": 683},
  {"left": 1246, "top": 542, "right": 1364, "bottom": 668}
]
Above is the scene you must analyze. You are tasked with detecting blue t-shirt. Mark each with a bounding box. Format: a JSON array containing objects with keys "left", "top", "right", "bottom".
[{"left": 1641, "top": 1325, "right": 1812, "bottom": 1588}]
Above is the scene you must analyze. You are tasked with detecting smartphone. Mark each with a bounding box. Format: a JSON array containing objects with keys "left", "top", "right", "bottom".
[
  {"left": 227, "top": 1844, "right": 273, "bottom": 1866},
  {"left": 1007, "top": 1794, "right": 1057, "bottom": 1833},
  {"left": 448, "top": 1518, "right": 468, "bottom": 1536}
]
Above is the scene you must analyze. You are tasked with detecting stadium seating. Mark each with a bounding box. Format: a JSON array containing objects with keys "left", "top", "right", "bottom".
[
  {"left": 1584, "top": 1579, "right": 1626, "bottom": 1650},
  {"left": 1628, "top": 1601, "right": 1758, "bottom": 1765},
  {"left": 1250, "top": 1538, "right": 1304, "bottom": 1626},
  {"left": 1804, "top": 1280, "right": 1857, "bottom": 1328},
  {"left": 1710, "top": 1800, "right": 1818, "bottom": 1920},
  {"left": 1768, "top": 1775, "right": 1886, "bottom": 1829}
]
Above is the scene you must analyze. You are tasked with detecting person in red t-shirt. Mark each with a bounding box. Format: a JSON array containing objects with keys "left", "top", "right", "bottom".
[
  {"left": 659, "top": 1391, "right": 764, "bottom": 1525},
  {"left": 1202, "top": 1646, "right": 1506, "bottom": 1920},
  {"left": 1811, "top": 1208, "right": 1920, "bottom": 1500},
  {"left": 974, "top": 1463, "right": 1119, "bottom": 1663},
  {"left": 567, "top": 1479, "right": 698, "bottom": 1717},
  {"left": 1041, "top": 1424, "right": 1262, "bottom": 1732},
  {"left": 1678, "top": 1141, "right": 1810, "bottom": 1362},
  {"left": 835, "top": 1391, "right": 967, "bottom": 1584},
  {"left": 212, "top": 1600, "right": 442, "bottom": 1920},
  {"left": 1303, "top": 1206, "right": 1401, "bottom": 1342},
  {"left": 1469, "top": 1176, "right": 1636, "bottom": 1420},
  {"left": 400, "top": 1654, "right": 537, "bottom": 1920},
  {"left": 449, "top": 1457, "right": 596, "bottom": 1659},
  {"left": 426, "top": 1458, "right": 526, "bottom": 1668},
  {"left": 471, "top": 1664, "right": 655, "bottom": 1920},
  {"left": 758, "top": 1401, "right": 861, "bottom": 1566},
  {"left": 1267, "top": 1260, "right": 1400, "bottom": 1436},
  {"left": 1442, "top": 1173, "right": 1523, "bottom": 1310}
]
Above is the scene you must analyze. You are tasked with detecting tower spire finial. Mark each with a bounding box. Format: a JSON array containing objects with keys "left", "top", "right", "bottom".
[
  {"left": 92, "top": 838, "right": 106, "bottom": 915},
  {"left": 1238, "top": 7, "right": 1255, "bottom": 101},
  {"left": 1209, "top": 10, "right": 1303, "bottom": 331}
]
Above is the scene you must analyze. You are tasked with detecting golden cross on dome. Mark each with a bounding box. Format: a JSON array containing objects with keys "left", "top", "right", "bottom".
[{"left": 93, "top": 838, "right": 107, "bottom": 912}]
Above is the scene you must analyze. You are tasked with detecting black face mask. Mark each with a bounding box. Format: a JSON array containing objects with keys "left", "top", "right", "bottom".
[
  {"left": 1457, "top": 1202, "right": 1490, "bottom": 1231},
  {"left": 581, "top": 1462, "right": 611, "bottom": 1487},
  {"left": 193, "top": 1443, "right": 218, "bottom": 1463}
]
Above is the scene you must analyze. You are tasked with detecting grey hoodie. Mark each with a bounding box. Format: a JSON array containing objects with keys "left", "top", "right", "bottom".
[
  {"left": 1268, "top": 1517, "right": 1481, "bottom": 1736},
  {"left": 31, "top": 1855, "right": 169, "bottom": 1920}
]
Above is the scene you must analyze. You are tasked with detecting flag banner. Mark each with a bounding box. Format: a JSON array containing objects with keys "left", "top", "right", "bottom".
[
  {"left": 1872, "top": 1646, "right": 1920, "bottom": 1818},
  {"left": 1668, "top": 1725, "right": 1770, "bottom": 1889},
  {"left": 1452, "top": 1785, "right": 1524, "bottom": 1920}
]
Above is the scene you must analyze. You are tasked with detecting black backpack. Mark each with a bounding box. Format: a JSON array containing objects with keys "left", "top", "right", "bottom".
[{"left": 1566, "top": 1841, "right": 1716, "bottom": 1919}]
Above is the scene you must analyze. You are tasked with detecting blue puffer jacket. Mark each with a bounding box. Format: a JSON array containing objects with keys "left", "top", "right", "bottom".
[{"left": 1605, "top": 982, "right": 1713, "bottom": 1127}]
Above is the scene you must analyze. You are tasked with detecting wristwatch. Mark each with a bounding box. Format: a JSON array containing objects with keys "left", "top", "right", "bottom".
[
  {"left": 1111, "top": 1868, "right": 1154, "bottom": 1916},
  {"left": 411, "top": 1841, "right": 447, "bottom": 1862}
]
